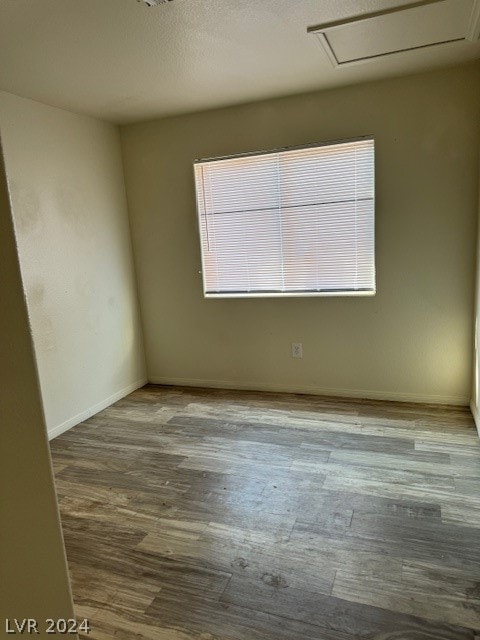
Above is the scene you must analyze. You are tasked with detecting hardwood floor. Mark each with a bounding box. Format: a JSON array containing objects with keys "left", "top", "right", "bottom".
[{"left": 49, "top": 385, "right": 480, "bottom": 639}]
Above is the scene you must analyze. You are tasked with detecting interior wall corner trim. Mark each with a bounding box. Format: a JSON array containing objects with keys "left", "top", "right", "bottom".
[{"left": 469, "top": 399, "right": 480, "bottom": 438}]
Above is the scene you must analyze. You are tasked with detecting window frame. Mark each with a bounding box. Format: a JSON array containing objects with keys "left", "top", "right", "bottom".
[{"left": 194, "top": 136, "right": 376, "bottom": 299}]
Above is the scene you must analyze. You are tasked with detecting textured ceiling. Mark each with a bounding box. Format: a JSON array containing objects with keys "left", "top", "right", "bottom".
[{"left": 0, "top": 0, "right": 479, "bottom": 124}]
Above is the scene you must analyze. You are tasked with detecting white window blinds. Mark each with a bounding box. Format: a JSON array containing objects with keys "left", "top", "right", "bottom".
[{"left": 194, "top": 137, "right": 375, "bottom": 297}]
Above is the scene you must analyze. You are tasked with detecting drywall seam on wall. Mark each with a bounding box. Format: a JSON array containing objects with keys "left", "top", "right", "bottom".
[
  {"left": 48, "top": 378, "right": 147, "bottom": 440},
  {"left": 149, "top": 376, "right": 469, "bottom": 406}
]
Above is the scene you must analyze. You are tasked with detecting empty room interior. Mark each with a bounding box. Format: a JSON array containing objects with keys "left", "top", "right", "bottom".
[{"left": 3, "top": 0, "right": 480, "bottom": 638}]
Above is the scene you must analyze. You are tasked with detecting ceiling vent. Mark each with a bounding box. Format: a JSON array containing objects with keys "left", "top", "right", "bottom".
[
  {"left": 308, "top": 0, "right": 480, "bottom": 67},
  {"left": 137, "top": 0, "right": 173, "bottom": 6}
]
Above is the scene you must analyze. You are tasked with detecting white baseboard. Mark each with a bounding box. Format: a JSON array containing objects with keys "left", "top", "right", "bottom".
[
  {"left": 148, "top": 376, "right": 468, "bottom": 406},
  {"left": 48, "top": 378, "right": 147, "bottom": 440},
  {"left": 470, "top": 400, "right": 480, "bottom": 438}
]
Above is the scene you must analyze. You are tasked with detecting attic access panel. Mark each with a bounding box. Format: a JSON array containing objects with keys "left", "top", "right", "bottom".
[
  {"left": 308, "top": 0, "right": 480, "bottom": 67},
  {"left": 137, "top": 0, "right": 173, "bottom": 6}
]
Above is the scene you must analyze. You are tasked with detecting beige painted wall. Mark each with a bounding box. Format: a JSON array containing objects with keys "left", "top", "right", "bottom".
[
  {"left": 0, "top": 91, "right": 146, "bottom": 438},
  {"left": 0, "top": 140, "right": 74, "bottom": 633},
  {"left": 122, "top": 63, "right": 480, "bottom": 404}
]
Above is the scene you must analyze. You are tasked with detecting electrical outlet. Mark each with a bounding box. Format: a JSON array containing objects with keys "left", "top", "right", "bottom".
[{"left": 292, "top": 342, "right": 303, "bottom": 358}]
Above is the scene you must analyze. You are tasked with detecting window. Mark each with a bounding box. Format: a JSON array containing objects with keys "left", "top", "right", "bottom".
[{"left": 194, "top": 137, "right": 375, "bottom": 298}]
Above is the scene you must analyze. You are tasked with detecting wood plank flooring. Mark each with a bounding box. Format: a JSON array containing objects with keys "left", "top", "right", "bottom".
[{"left": 49, "top": 385, "right": 480, "bottom": 639}]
